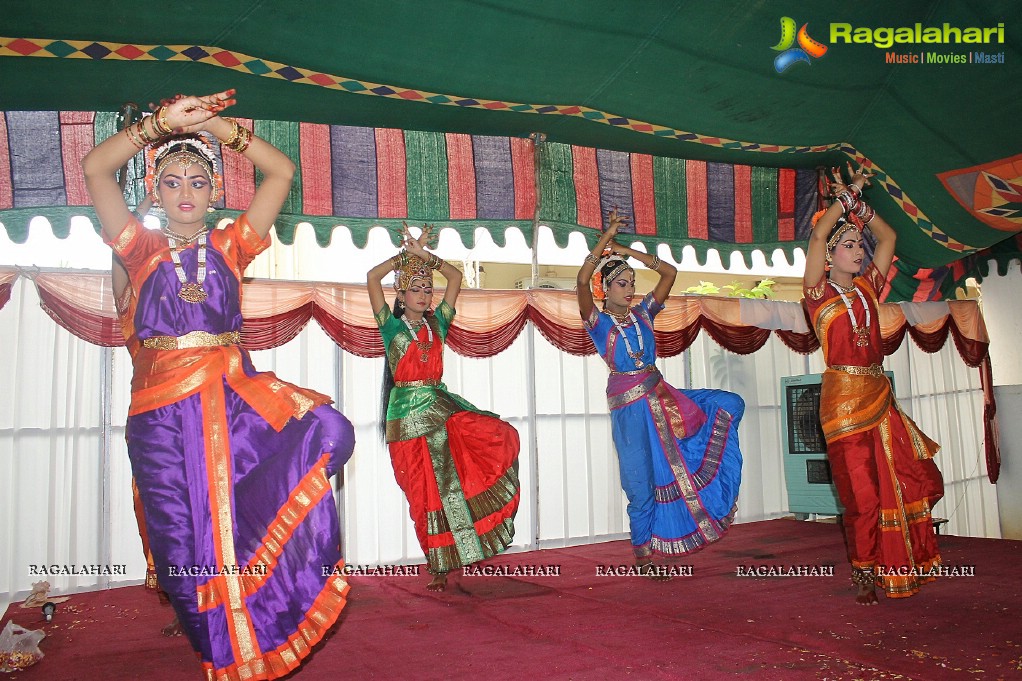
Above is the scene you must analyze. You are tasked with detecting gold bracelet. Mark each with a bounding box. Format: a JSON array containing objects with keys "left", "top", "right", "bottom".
[
  {"left": 153, "top": 106, "right": 173, "bottom": 136},
  {"left": 124, "top": 124, "right": 145, "bottom": 149},
  {"left": 221, "top": 117, "right": 241, "bottom": 147},
  {"left": 584, "top": 253, "right": 600, "bottom": 266},
  {"left": 136, "top": 119, "right": 157, "bottom": 145},
  {"left": 427, "top": 254, "right": 444, "bottom": 270},
  {"left": 225, "top": 124, "right": 252, "bottom": 153},
  {"left": 648, "top": 255, "right": 661, "bottom": 270}
]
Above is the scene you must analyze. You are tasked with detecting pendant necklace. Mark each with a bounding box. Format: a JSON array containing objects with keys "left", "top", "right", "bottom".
[
  {"left": 609, "top": 309, "right": 645, "bottom": 368},
  {"left": 828, "top": 281, "right": 870, "bottom": 347},
  {"left": 166, "top": 231, "right": 208, "bottom": 303},
  {"left": 402, "top": 315, "right": 434, "bottom": 363},
  {"left": 161, "top": 225, "right": 206, "bottom": 247}
]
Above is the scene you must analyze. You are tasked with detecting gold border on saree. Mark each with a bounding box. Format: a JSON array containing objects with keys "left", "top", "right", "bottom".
[
  {"left": 394, "top": 378, "right": 441, "bottom": 387},
  {"left": 141, "top": 330, "right": 241, "bottom": 350},
  {"left": 829, "top": 363, "right": 884, "bottom": 377},
  {"left": 610, "top": 364, "right": 657, "bottom": 376}
]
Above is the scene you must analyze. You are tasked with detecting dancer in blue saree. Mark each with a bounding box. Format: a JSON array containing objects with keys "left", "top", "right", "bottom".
[{"left": 576, "top": 210, "right": 744, "bottom": 579}]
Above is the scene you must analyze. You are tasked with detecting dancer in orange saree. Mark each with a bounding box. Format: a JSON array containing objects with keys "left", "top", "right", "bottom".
[
  {"left": 803, "top": 164, "right": 944, "bottom": 605},
  {"left": 367, "top": 224, "right": 520, "bottom": 591}
]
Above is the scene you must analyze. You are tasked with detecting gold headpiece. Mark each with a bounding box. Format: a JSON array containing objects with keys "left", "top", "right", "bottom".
[
  {"left": 145, "top": 133, "right": 222, "bottom": 203},
  {"left": 825, "top": 216, "right": 863, "bottom": 252},
  {"left": 394, "top": 254, "right": 433, "bottom": 291},
  {"left": 591, "top": 254, "right": 632, "bottom": 301}
]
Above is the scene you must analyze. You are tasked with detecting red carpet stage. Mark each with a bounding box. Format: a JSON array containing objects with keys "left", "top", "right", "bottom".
[{"left": 4, "top": 519, "right": 1020, "bottom": 680}]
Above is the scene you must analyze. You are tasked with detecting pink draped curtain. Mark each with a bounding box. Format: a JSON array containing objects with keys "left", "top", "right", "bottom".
[
  {"left": 1, "top": 267, "right": 998, "bottom": 482},
  {"left": 4, "top": 268, "right": 991, "bottom": 360}
]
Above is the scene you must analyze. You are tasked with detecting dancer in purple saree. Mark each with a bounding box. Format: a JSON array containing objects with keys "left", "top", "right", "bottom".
[
  {"left": 576, "top": 210, "right": 744, "bottom": 579},
  {"left": 83, "top": 90, "right": 354, "bottom": 679}
]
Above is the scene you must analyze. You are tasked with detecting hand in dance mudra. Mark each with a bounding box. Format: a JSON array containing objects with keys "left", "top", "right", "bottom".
[
  {"left": 154, "top": 90, "right": 237, "bottom": 134},
  {"left": 400, "top": 221, "right": 437, "bottom": 259}
]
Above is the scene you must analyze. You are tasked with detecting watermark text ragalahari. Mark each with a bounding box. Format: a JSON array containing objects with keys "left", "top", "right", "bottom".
[
  {"left": 29, "top": 564, "right": 127, "bottom": 576},
  {"left": 462, "top": 564, "right": 561, "bottom": 577},
  {"left": 735, "top": 564, "right": 835, "bottom": 577},
  {"left": 595, "top": 564, "right": 693, "bottom": 578},
  {"left": 321, "top": 564, "right": 421, "bottom": 577}
]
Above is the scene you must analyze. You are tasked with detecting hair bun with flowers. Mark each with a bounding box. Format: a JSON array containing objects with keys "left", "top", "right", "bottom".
[{"left": 145, "top": 130, "right": 223, "bottom": 203}]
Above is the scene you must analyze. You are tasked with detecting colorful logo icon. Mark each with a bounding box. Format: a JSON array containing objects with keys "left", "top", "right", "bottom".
[{"left": 771, "top": 17, "right": 828, "bottom": 73}]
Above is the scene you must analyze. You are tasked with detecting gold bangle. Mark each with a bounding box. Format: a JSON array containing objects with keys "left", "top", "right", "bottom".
[
  {"left": 648, "top": 255, "right": 661, "bottom": 270},
  {"left": 153, "top": 106, "right": 173, "bottom": 136},
  {"left": 225, "top": 124, "right": 252, "bottom": 153},
  {"left": 136, "top": 119, "right": 157, "bottom": 145},
  {"left": 428, "top": 254, "right": 444, "bottom": 270},
  {"left": 584, "top": 253, "right": 600, "bottom": 266},
  {"left": 238, "top": 126, "right": 253, "bottom": 152},
  {"left": 124, "top": 124, "right": 145, "bottom": 149},
  {"left": 146, "top": 116, "right": 162, "bottom": 142},
  {"left": 221, "top": 117, "right": 241, "bottom": 147}
]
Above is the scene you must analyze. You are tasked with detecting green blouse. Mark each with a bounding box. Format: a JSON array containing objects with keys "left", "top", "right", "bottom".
[{"left": 375, "top": 300, "right": 494, "bottom": 442}]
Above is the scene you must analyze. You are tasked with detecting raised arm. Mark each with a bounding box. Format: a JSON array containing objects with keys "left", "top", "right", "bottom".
[
  {"left": 804, "top": 199, "right": 844, "bottom": 289},
  {"left": 367, "top": 255, "right": 394, "bottom": 317},
  {"left": 577, "top": 209, "right": 626, "bottom": 320},
  {"left": 610, "top": 241, "right": 676, "bottom": 306},
  {"left": 804, "top": 163, "right": 882, "bottom": 286},
  {"left": 82, "top": 91, "right": 235, "bottom": 242},
  {"left": 202, "top": 116, "right": 295, "bottom": 240},
  {"left": 402, "top": 224, "right": 463, "bottom": 308},
  {"left": 865, "top": 210, "right": 896, "bottom": 279}
]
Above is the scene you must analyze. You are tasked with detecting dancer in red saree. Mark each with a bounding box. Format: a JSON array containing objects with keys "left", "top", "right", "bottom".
[
  {"left": 367, "top": 224, "right": 520, "bottom": 591},
  {"left": 803, "top": 164, "right": 944, "bottom": 605}
]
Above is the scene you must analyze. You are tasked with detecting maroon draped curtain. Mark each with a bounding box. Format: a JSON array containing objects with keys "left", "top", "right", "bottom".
[{"left": 8, "top": 269, "right": 999, "bottom": 481}]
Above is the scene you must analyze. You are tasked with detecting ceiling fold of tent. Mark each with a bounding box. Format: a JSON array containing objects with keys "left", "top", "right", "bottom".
[{"left": 1, "top": 1, "right": 1020, "bottom": 300}]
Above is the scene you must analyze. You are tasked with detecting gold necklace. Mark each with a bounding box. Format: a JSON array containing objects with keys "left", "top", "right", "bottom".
[
  {"left": 167, "top": 233, "right": 208, "bottom": 303},
  {"left": 161, "top": 225, "right": 207, "bottom": 246},
  {"left": 402, "top": 315, "right": 434, "bottom": 362},
  {"left": 606, "top": 308, "right": 645, "bottom": 368},
  {"left": 607, "top": 308, "right": 631, "bottom": 324},
  {"left": 828, "top": 278, "right": 856, "bottom": 294},
  {"left": 828, "top": 281, "right": 871, "bottom": 347}
]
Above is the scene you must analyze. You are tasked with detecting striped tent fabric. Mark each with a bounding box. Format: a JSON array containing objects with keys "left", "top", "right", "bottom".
[
  {"left": 537, "top": 142, "right": 819, "bottom": 262},
  {"left": 2, "top": 110, "right": 817, "bottom": 267}
]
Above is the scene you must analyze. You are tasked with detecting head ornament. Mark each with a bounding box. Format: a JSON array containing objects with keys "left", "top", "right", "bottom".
[
  {"left": 394, "top": 254, "right": 433, "bottom": 291},
  {"left": 591, "top": 252, "right": 633, "bottom": 301},
  {"left": 145, "top": 133, "right": 223, "bottom": 203}
]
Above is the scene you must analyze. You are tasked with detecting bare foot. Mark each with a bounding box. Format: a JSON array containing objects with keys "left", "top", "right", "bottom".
[
  {"left": 636, "top": 560, "right": 671, "bottom": 582},
  {"left": 161, "top": 616, "right": 184, "bottom": 637},
  {"left": 851, "top": 568, "right": 879, "bottom": 605},
  {"left": 856, "top": 585, "right": 879, "bottom": 605},
  {"left": 426, "top": 572, "right": 448, "bottom": 591}
]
